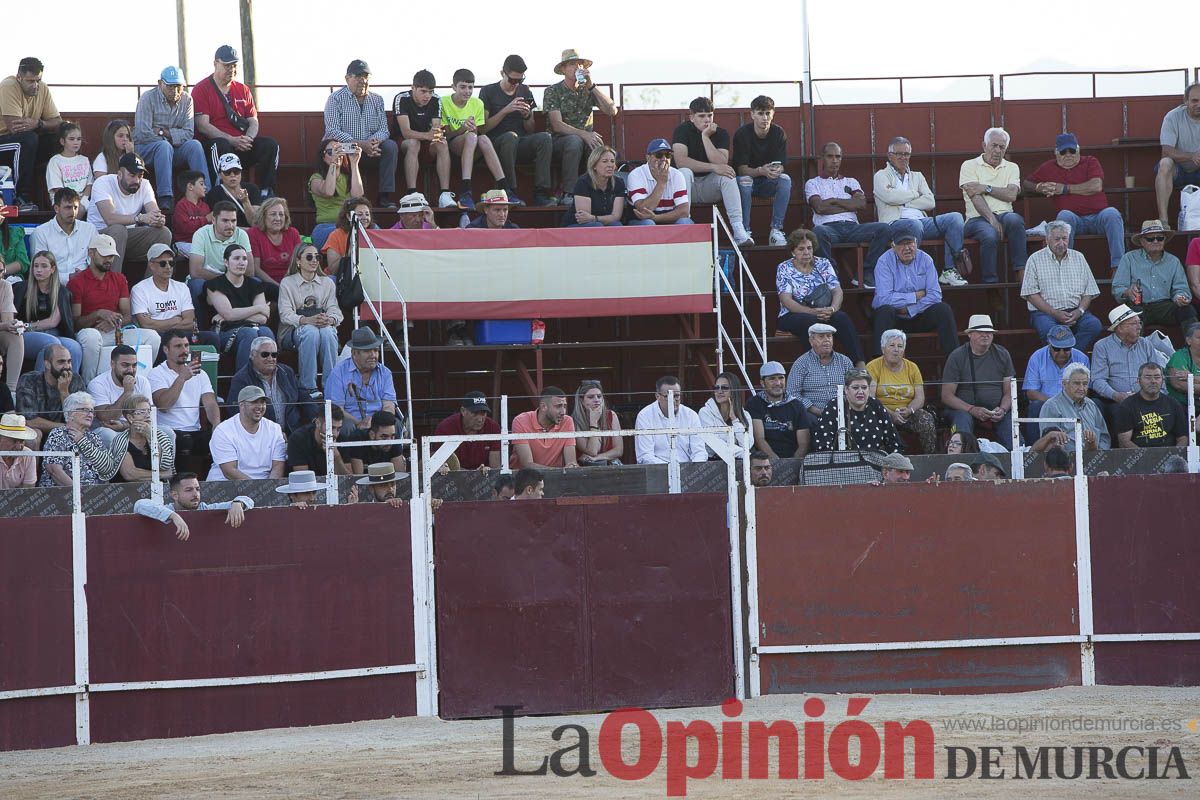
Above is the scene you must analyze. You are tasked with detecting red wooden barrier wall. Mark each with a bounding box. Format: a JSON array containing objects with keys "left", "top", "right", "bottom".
[
  {"left": 1089, "top": 474, "right": 1200, "bottom": 686},
  {"left": 755, "top": 480, "right": 1083, "bottom": 695},
  {"left": 433, "top": 494, "right": 735, "bottom": 719},
  {"left": 0, "top": 517, "right": 76, "bottom": 751}
]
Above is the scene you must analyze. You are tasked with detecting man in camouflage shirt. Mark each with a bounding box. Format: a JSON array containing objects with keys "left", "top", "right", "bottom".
[{"left": 542, "top": 48, "right": 616, "bottom": 202}]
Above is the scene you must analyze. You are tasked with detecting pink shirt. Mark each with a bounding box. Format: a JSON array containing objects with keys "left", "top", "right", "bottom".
[
  {"left": 0, "top": 450, "right": 37, "bottom": 489},
  {"left": 1186, "top": 237, "right": 1200, "bottom": 268},
  {"left": 509, "top": 410, "right": 575, "bottom": 468}
]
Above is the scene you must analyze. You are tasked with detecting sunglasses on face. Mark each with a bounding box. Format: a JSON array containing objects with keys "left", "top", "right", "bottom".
[
  {"left": 257, "top": 351, "right": 278, "bottom": 358},
  {"left": 1058, "top": 148, "right": 1078, "bottom": 155},
  {"left": 714, "top": 384, "right": 731, "bottom": 391},
  {"left": 152, "top": 259, "right": 174, "bottom": 267},
  {"left": 1051, "top": 346, "right": 1072, "bottom": 353},
  {"left": 223, "top": 169, "right": 242, "bottom": 175},
  {"left": 301, "top": 253, "right": 320, "bottom": 261},
  {"left": 1142, "top": 235, "right": 1166, "bottom": 243},
  {"left": 505, "top": 73, "right": 525, "bottom": 84}
]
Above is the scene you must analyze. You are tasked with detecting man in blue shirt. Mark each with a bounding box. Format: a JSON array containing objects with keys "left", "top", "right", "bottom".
[
  {"left": 870, "top": 232, "right": 959, "bottom": 357},
  {"left": 1021, "top": 324, "right": 1089, "bottom": 444},
  {"left": 325, "top": 327, "right": 398, "bottom": 430}
]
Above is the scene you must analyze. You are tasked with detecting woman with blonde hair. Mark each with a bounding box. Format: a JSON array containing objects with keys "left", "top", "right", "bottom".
[
  {"left": 572, "top": 379, "right": 623, "bottom": 465},
  {"left": 249, "top": 196, "right": 302, "bottom": 287},
  {"left": 563, "top": 146, "right": 625, "bottom": 227},
  {"left": 279, "top": 242, "right": 342, "bottom": 398},
  {"left": 698, "top": 371, "right": 751, "bottom": 457},
  {"left": 12, "top": 251, "right": 82, "bottom": 372},
  {"left": 93, "top": 118, "right": 135, "bottom": 179}
]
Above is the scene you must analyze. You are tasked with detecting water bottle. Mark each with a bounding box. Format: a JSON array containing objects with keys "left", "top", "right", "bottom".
[{"left": 575, "top": 67, "right": 586, "bottom": 87}]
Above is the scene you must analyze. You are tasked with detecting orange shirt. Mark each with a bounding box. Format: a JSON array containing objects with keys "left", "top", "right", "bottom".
[{"left": 510, "top": 410, "right": 575, "bottom": 468}]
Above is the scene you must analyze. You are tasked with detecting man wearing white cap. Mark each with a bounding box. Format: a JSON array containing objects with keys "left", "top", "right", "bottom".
[
  {"left": 389, "top": 193, "right": 439, "bottom": 230},
  {"left": 0, "top": 413, "right": 38, "bottom": 489},
  {"left": 940, "top": 314, "right": 1016, "bottom": 450},
  {"left": 133, "top": 66, "right": 207, "bottom": 213},
  {"left": 785, "top": 322, "right": 854, "bottom": 417},
  {"left": 206, "top": 385, "right": 287, "bottom": 481},
  {"left": 746, "top": 360, "right": 810, "bottom": 459},
  {"left": 1089, "top": 304, "right": 1171, "bottom": 432}
]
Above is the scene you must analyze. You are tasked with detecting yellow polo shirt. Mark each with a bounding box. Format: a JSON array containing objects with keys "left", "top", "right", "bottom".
[
  {"left": 959, "top": 155, "right": 1020, "bottom": 219},
  {"left": 0, "top": 76, "right": 59, "bottom": 135}
]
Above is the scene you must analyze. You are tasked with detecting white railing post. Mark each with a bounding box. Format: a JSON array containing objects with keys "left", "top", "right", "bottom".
[
  {"left": 713, "top": 216, "right": 724, "bottom": 376},
  {"left": 500, "top": 394, "right": 510, "bottom": 474},
  {"left": 70, "top": 456, "right": 90, "bottom": 744},
  {"left": 324, "top": 400, "right": 338, "bottom": 505},
  {"left": 1009, "top": 379, "right": 1024, "bottom": 480},
  {"left": 1071, "top": 419, "right": 1095, "bottom": 684},
  {"left": 667, "top": 389, "right": 680, "bottom": 494},
  {"left": 414, "top": 436, "right": 437, "bottom": 716},
  {"left": 836, "top": 384, "right": 847, "bottom": 451},
  {"left": 1188, "top": 373, "right": 1198, "bottom": 473},
  {"left": 149, "top": 406, "right": 162, "bottom": 504}
]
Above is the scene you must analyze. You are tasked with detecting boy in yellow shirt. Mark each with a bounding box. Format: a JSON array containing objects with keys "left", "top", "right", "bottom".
[{"left": 440, "top": 68, "right": 512, "bottom": 209}]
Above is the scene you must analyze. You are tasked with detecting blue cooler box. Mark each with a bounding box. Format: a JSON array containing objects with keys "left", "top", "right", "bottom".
[{"left": 474, "top": 319, "right": 533, "bottom": 345}]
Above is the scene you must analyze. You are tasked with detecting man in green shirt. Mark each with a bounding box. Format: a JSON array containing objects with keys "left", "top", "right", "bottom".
[{"left": 542, "top": 49, "right": 617, "bottom": 202}]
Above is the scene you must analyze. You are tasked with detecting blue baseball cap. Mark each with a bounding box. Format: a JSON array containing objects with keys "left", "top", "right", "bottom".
[
  {"left": 1046, "top": 325, "right": 1076, "bottom": 349},
  {"left": 646, "top": 138, "right": 672, "bottom": 155},
  {"left": 160, "top": 66, "right": 184, "bottom": 85},
  {"left": 214, "top": 45, "right": 239, "bottom": 64},
  {"left": 1055, "top": 133, "right": 1079, "bottom": 152}
]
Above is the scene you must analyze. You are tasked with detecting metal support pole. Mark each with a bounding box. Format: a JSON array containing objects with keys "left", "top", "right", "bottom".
[
  {"left": 667, "top": 389, "right": 680, "bottom": 493},
  {"left": 324, "top": 400, "right": 338, "bottom": 505},
  {"left": 1188, "top": 373, "right": 1198, "bottom": 473},
  {"left": 836, "top": 384, "right": 846, "bottom": 451},
  {"left": 149, "top": 406, "right": 162, "bottom": 504},
  {"left": 1009, "top": 379, "right": 1023, "bottom": 479},
  {"left": 70, "top": 456, "right": 90, "bottom": 744},
  {"left": 500, "top": 394, "right": 510, "bottom": 474}
]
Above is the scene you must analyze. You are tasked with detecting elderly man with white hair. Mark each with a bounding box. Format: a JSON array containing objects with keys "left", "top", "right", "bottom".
[
  {"left": 1038, "top": 362, "right": 1110, "bottom": 451},
  {"left": 785, "top": 322, "right": 855, "bottom": 417},
  {"left": 959, "top": 127, "right": 1027, "bottom": 283},
  {"left": 943, "top": 462, "right": 976, "bottom": 482},
  {"left": 1020, "top": 219, "right": 1102, "bottom": 350}
]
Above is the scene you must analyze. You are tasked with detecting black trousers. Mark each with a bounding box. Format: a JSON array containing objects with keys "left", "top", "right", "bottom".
[
  {"left": 871, "top": 301, "right": 959, "bottom": 357},
  {"left": 202, "top": 136, "right": 280, "bottom": 191}
]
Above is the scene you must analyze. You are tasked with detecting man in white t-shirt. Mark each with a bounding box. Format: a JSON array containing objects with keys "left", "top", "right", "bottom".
[
  {"left": 131, "top": 243, "right": 219, "bottom": 347},
  {"left": 626, "top": 138, "right": 692, "bottom": 225},
  {"left": 206, "top": 384, "right": 287, "bottom": 481},
  {"left": 805, "top": 141, "right": 890, "bottom": 288},
  {"left": 87, "top": 344, "right": 153, "bottom": 447},
  {"left": 90, "top": 153, "right": 172, "bottom": 273},
  {"left": 30, "top": 188, "right": 97, "bottom": 284},
  {"left": 149, "top": 330, "right": 221, "bottom": 452}
]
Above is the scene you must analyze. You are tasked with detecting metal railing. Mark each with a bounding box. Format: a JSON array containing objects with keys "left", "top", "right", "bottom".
[
  {"left": 998, "top": 68, "right": 1192, "bottom": 101},
  {"left": 712, "top": 213, "right": 768, "bottom": 392}
]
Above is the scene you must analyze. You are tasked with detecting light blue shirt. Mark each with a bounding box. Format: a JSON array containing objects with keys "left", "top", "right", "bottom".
[
  {"left": 325, "top": 357, "right": 397, "bottom": 423},
  {"left": 1090, "top": 334, "right": 1168, "bottom": 399},
  {"left": 871, "top": 248, "right": 942, "bottom": 318},
  {"left": 1040, "top": 392, "right": 1110, "bottom": 450},
  {"left": 1023, "top": 346, "right": 1089, "bottom": 398}
]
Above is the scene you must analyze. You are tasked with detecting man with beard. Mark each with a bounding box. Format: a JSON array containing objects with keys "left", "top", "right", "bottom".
[
  {"left": 15, "top": 343, "right": 84, "bottom": 437},
  {"left": 68, "top": 234, "right": 161, "bottom": 382},
  {"left": 287, "top": 402, "right": 351, "bottom": 476},
  {"left": 433, "top": 391, "right": 501, "bottom": 470},
  {"left": 149, "top": 329, "right": 221, "bottom": 453},
  {"left": 206, "top": 385, "right": 286, "bottom": 481},
  {"left": 134, "top": 472, "right": 254, "bottom": 541},
  {"left": 0, "top": 56, "right": 63, "bottom": 211},
  {"left": 749, "top": 451, "right": 774, "bottom": 487},
  {"left": 353, "top": 462, "right": 406, "bottom": 508},
  {"left": 511, "top": 385, "right": 579, "bottom": 468},
  {"left": 89, "top": 153, "right": 171, "bottom": 273},
  {"left": 746, "top": 361, "right": 810, "bottom": 460}
]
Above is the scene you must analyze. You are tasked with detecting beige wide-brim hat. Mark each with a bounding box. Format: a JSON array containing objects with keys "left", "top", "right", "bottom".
[
  {"left": 1107, "top": 303, "right": 1143, "bottom": 331},
  {"left": 356, "top": 462, "right": 407, "bottom": 486},
  {"left": 1130, "top": 219, "right": 1175, "bottom": 246},
  {"left": 0, "top": 413, "right": 37, "bottom": 441},
  {"left": 963, "top": 314, "right": 997, "bottom": 333},
  {"left": 554, "top": 49, "right": 593, "bottom": 75}
]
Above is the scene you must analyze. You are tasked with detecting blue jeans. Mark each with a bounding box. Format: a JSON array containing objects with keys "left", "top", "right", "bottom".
[
  {"left": 136, "top": 138, "right": 207, "bottom": 201},
  {"left": 812, "top": 220, "right": 891, "bottom": 272},
  {"left": 219, "top": 325, "right": 274, "bottom": 372},
  {"left": 946, "top": 407, "right": 1014, "bottom": 450},
  {"left": 1029, "top": 309, "right": 1103, "bottom": 352},
  {"left": 1023, "top": 399, "right": 1047, "bottom": 448},
  {"left": 25, "top": 331, "right": 83, "bottom": 371},
  {"left": 737, "top": 174, "right": 792, "bottom": 231},
  {"left": 963, "top": 212, "right": 1027, "bottom": 283},
  {"left": 628, "top": 217, "right": 694, "bottom": 225},
  {"left": 283, "top": 325, "right": 338, "bottom": 390},
  {"left": 1055, "top": 208, "right": 1125, "bottom": 269},
  {"left": 888, "top": 213, "right": 965, "bottom": 269}
]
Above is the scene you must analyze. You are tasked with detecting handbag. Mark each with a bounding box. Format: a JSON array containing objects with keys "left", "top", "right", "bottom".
[
  {"left": 210, "top": 76, "right": 252, "bottom": 134},
  {"left": 335, "top": 254, "right": 364, "bottom": 312},
  {"left": 803, "top": 282, "right": 834, "bottom": 308}
]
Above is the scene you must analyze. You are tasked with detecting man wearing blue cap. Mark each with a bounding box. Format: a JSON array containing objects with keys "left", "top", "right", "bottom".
[
  {"left": 133, "top": 66, "right": 208, "bottom": 213},
  {"left": 192, "top": 45, "right": 279, "bottom": 196},
  {"left": 1021, "top": 323, "right": 1088, "bottom": 444},
  {"left": 1024, "top": 132, "right": 1125, "bottom": 269},
  {"left": 626, "top": 139, "right": 692, "bottom": 225}
]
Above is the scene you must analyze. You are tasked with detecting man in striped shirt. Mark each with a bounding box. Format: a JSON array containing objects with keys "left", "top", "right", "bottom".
[{"left": 626, "top": 139, "right": 692, "bottom": 225}]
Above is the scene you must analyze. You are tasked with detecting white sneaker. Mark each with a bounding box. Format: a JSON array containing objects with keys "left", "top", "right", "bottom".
[
  {"left": 1025, "top": 221, "right": 1048, "bottom": 237},
  {"left": 438, "top": 191, "right": 457, "bottom": 208},
  {"left": 768, "top": 228, "right": 787, "bottom": 246},
  {"left": 732, "top": 226, "right": 755, "bottom": 247},
  {"left": 939, "top": 268, "right": 968, "bottom": 287}
]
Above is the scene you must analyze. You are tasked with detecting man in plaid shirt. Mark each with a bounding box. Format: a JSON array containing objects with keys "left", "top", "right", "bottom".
[
  {"left": 323, "top": 59, "right": 399, "bottom": 209},
  {"left": 1019, "top": 219, "right": 1102, "bottom": 351}
]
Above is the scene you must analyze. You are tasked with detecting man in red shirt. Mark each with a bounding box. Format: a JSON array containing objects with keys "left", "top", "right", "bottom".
[
  {"left": 191, "top": 45, "right": 278, "bottom": 196},
  {"left": 509, "top": 386, "right": 579, "bottom": 469},
  {"left": 68, "top": 235, "right": 161, "bottom": 382},
  {"left": 1024, "top": 133, "right": 1125, "bottom": 269},
  {"left": 433, "top": 391, "right": 501, "bottom": 470}
]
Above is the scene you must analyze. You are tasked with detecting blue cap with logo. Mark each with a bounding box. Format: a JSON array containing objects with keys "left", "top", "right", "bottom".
[
  {"left": 1055, "top": 133, "right": 1079, "bottom": 152},
  {"left": 1046, "top": 325, "right": 1076, "bottom": 349},
  {"left": 160, "top": 66, "right": 184, "bottom": 85},
  {"left": 214, "top": 45, "right": 239, "bottom": 64},
  {"left": 646, "top": 138, "right": 672, "bottom": 155}
]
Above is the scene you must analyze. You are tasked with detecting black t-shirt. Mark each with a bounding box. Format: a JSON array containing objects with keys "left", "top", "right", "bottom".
[
  {"left": 732, "top": 123, "right": 787, "bottom": 170},
  {"left": 0, "top": 384, "right": 13, "bottom": 414},
  {"left": 1115, "top": 392, "right": 1188, "bottom": 448},
  {"left": 479, "top": 82, "right": 537, "bottom": 139},
  {"left": 745, "top": 394, "right": 810, "bottom": 458},
  {"left": 287, "top": 424, "right": 325, "bottom": 474},
  {"left": 563, "top": 174, "right": 626, "bottom": 225},
  {"left": 672, "top": 121, "right": 730, "bottom": 164},
  {"left": 392, "top": 90, "right": 440, "bottom": 135},
  {"left": 205, "top": 183, "right": 260, "bottom": 228},
  {"left": 342, "top": 426, "right": 401, "bottom": 465},
  {"left": 204, "top": 274, "right": 264, "bottom": 330}
]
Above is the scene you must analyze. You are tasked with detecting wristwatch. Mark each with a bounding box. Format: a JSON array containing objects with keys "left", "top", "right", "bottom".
[{"left": 984, "top": 185, "right": 993, "bottom": 195}]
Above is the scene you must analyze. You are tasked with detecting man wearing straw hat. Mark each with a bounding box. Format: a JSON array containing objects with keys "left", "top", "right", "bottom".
[
  {"left": 0, "top": 412, "right": 38, "bottom": 488},
  {"left": 1090, "top": 303, "right": 1172, "bottom": 433},
  {"left": 275, "top": 469, "right": 324, "bottom": 508},
  {"left": 940, "top": 314, "right": 1016, "bottom": 450},
  {"left": 543, "top": 48, "right": 617, "bottom": 203},
  {"left": 1112, "top": 220, "right": 1196, "bottom": 335},
  {"left": 465, "top": 189, "right": 520, "bottom": 229}
]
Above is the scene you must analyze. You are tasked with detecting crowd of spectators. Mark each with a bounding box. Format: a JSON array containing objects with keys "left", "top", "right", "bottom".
[{"left": 1, "top": 54, "right": 1198, "bottom": 499}]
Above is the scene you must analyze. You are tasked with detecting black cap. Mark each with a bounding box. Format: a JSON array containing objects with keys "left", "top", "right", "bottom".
[
  {"left": 891, "top": 230, "right": 917, "bottom": 244},
  {"left": 462, "top": 391, "right": 490, "bottom": 413},
  {"left": 118, "top": 153, "right": 146, "bottom": 173},
  {"left": 214, "top": 45, "right": 239, "bottom": 64},
  {"left": 346, "top": 59, "right": 370, "bottom": 76}
]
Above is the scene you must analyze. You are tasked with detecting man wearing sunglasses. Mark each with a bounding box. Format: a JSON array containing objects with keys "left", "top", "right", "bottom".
[
  {"left": 1024, "top": 132, "right": 1125, "bottom": 270},
  {"left": 479, "top": 55, "right": 556, "bottom": 208},
  {"left": 626, "top": 139, "right": 692, "bottom": 225},
  {"left": 1021, "top": 324, "right": 1088, "bottom": 445},
  {"left": 1112, "top": 219, "right": 1196, "bottom": 335}
]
